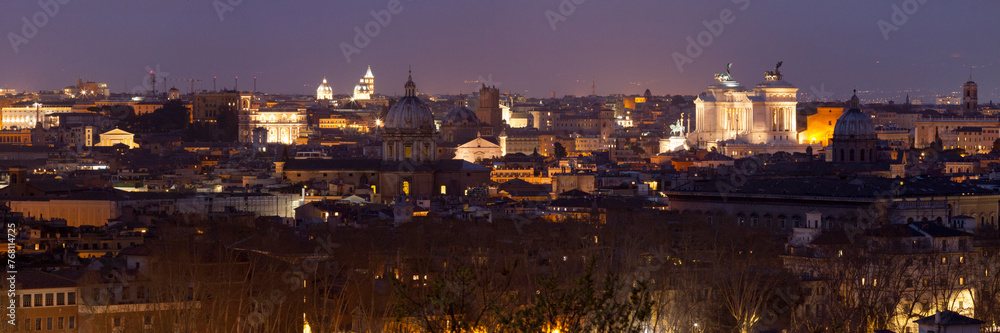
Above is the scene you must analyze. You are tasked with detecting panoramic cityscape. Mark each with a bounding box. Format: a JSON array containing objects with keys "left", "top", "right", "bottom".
[{"left": 3, "top": 1, "right": 1000, "bottom": 333}]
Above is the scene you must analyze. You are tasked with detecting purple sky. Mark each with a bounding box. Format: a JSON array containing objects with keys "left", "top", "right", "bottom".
[{"left": 1, "top": 0, "right": 998, "bottom": 102}]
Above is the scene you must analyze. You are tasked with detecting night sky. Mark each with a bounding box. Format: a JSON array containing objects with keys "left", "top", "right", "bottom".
[{"left": 1, "top": 0, "right": 998, "bottom": 102}]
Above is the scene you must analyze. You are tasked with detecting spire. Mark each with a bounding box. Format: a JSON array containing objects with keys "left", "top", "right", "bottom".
[
  {"left": 365, "top": 65, "right": 374, "bottom": 78},
  {"left": 850, "top": 89, "right": 860, "bottom": 109},
  {"left": 404, "top": 68, "right": 416, "bottom": 97}
]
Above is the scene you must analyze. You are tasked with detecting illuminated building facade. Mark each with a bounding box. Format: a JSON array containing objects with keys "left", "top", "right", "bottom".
[
  {"left": 454, "top": 134, "right": 502, "bottom": 163},
  {"left": 63, "top": 78, "right": 110, "bottom": 98},
  {"left": 939, "top": 126, "right": 999, "bottom": 154},
  {"left": 317, "top": 78, "right": 333, "bottom": 101},
  {"left": 14, "top": 271, "right": 79, "bottom": 333},
  {"left": 319, "top": 114, "right": 369, "bottom": 133},
  {"left": 798, "top": 107, "right": 845, "bottom": 146},
  {"left": 1, "top": 101, "right": 74, "bottom": 130},
  {"left": 689, "top": 64, "right": 799, "bottom": 150},
  {"left": 168, "top": 87, "right": 181, "bottom": 100},
  {"left": 914, "top": 116, "right": 1000, "bottom": 149},
  {"left": 239, "top": 108, "right": 307, "bottom": 145},
  {"left": 0, "top": 129, "right": 32, "bottom": 145},
  {"left": 281, "top": 74, "right": 491, "bottom": 202},
  {"left": 382, "top": 73, "right": 436, "bottom": 163},
  {"left": 551, "top": 110, "right": 615, "bottom": 139},
  {"left": 192, "top": 90, "right": 252, "bottom": 123},
  {"left": 134, "top": 102, "right": 163, "bottom": 116},
  {"left": 97, "top": 128, "right": 139, "bottom": 149},
  {"left": 498, "top": 129, "right": 556, "bottom": 156},
  {"left": 353, "top": 66, "right": 375, "bottom": 100}
]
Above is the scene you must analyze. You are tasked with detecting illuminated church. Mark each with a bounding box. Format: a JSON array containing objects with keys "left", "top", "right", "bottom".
[
  {"left": 280, "top": 73, "right": 491, "bottom": 203},
  {"left": 353, "top": 66, "right": 375, "bottom": 100},
  {"left": 688, "top": 63, "right": 810, "bottom": 156},
  {"left": 316, "top": 78, "right": 333, "bottom": 101}
]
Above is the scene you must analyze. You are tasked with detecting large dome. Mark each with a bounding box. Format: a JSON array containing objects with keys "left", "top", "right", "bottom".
[
  {"left": 384, "top": 74, "right": 434, "bottom": 130},
  {"left": 316, "top": 78, "right": 333, "bottom": 100},
  {"left": 442, "top": 106, "right": 479, "bottom": 125},
  {"left": 833, "top": 94, "right": 876, "bottom": 139}
]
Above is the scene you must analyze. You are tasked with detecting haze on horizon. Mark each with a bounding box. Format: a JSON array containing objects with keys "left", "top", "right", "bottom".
[{"left": 1, "top": 0, "right": 998, "bottom": 102}]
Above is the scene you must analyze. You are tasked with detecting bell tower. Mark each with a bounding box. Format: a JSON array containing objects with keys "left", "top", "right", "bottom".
[
  {"left": 476, "top": 84, "right": 501, "bottom": 136},
  {"left": 963, "top": 74, "right": 978, "bottom": 113}
]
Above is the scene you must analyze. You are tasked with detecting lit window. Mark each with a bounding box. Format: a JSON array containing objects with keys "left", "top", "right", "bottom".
[
  {"left": 405, "top": 146, "right": 412, "bottom": 158},
  {"left": 440, "top": 185, "right": 446, "bottom": 195},
  {"left": 402, "top": 181, "right": 410, "bottom": 196}
]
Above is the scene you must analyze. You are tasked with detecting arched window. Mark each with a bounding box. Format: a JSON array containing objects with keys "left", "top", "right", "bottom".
[{"left": 849, "top": 149, "right": 855, "bottom": 162}]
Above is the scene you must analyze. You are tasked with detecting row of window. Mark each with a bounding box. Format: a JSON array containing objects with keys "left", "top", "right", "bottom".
[
  {"left": 737, "top": 216, "right": 795, "bottom": 229},
  {"left": 80, "top": 241, "right": 135, "bottom": 250},
  {"left": 21, "top": 292, "right": 75, "bottom": 308},
  {"left": 24, "top": 316, "right": 75, "bottom": 331}
]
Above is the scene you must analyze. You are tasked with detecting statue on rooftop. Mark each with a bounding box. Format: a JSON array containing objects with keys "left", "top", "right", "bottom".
[
  {"left": 670, "top": 119, "right": 685, "bottom": 136},
  {"left": 714, "top": 63, "right": 734, "bottom": 82},
  {"left": 765, "top": 61, "right": 784, "bottom": 81}
]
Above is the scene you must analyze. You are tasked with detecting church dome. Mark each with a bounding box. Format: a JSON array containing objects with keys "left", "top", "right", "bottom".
[
  {"left": 317, "top": 78, "right": 333, "bottom": 100},
  {"left": 833, "top": 93, "right": 876, "bottom": 139},
  {"left": 442, "top": 106, "right": 479, "bottom": 125},
  {"left": 384, "top": 73, "right": 434, "bottom": 130}
]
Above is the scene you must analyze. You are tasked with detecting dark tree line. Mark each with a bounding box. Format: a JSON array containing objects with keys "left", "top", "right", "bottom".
[{"left": 117, "top": 101, "right": 239, "bottom": 142}]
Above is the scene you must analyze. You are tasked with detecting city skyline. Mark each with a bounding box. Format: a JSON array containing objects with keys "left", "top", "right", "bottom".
[{"left": 1, "top": 0, "right": 999, "bottom": 101}]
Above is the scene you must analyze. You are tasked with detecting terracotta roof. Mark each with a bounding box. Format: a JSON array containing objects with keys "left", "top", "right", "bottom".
[{"left": 17, "top": 270, "right": 77, "bottom": 290}]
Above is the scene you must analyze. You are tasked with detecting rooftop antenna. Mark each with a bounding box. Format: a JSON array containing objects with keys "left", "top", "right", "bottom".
[
  {"left": 149, "top": 70, "right": 156, "bottom": 95},
  {"left": 235, "top": 76, "right": 239, "bottom": 91},
  {"left": 213, "top": 76, "right": 217, "bottom": 91},
  {"left": 253, "top": 77, "right": 257, "bottom": 94},
  {"left": 591, "top": 76, "right": 595, "bottom": 96}
]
